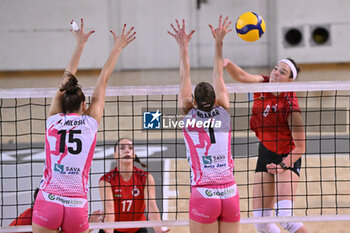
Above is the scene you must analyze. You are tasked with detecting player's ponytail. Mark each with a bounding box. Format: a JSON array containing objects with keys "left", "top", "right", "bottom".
[
  {"left": 134, "top": 154, "right": 147, "bottom": 168},
  {"left": 194, "top": 82, "right": 216, "bottom": 112},
  {"left": 60, "top": 71, "right": 85, "bottom": 113}
]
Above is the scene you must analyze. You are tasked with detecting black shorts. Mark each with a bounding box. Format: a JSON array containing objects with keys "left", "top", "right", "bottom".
[
  {"left": 99, "top": 228, "right": 147, "bottom": 233},
  {"left": 255, "top": 142, "right": 301, "bottom": 176}
]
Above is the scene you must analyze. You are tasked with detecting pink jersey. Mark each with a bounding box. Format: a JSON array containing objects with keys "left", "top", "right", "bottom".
[
  {"left": 40, "top": 113, "right": 98, "bottom": 197},
  {"left": 182, "top": 106, "right": 235, "bottom": 186}
]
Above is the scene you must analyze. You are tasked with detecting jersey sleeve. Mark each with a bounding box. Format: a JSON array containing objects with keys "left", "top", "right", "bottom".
[
  {"left": 46, "top": 113, "right": 61, "bottom": 128},
  {"left": 83, "top": 115, "right": 99, "bottom": 133},
  {"left": 99, "top": 169, "right": 113, "bottom": 184},
  {"left": 262, "top": 75, "right": 270, "bottom": 83},
  {"left": 283, "top": 92, "right": 301, "bottom": 121}
]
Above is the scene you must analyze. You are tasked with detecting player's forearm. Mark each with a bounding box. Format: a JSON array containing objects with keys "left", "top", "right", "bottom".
[
  {"left": 225, "top": 60, "right": 261, "bottom": 83},
  {"left": 99, "top": 46, "right": 123, "bottom": 83},
  {"left": 65, "top": 42, "right": 86, "bottom": 76},
  {"left": 92, "top": 45, "right": 122, "bottom": 103},
  {"left": 148, "top": 206, "right": 163, "bottom": 232},
  {"left": 179, "top": 46, "right": 190, "bottom": 83},
  {"left": 283, "top": 142, "right": 305, "bottom": 167},
  {"left": 213, "top": 41, "right": 224, "bottom": 84},
  {"left": 103, "top": 213, "right": 115, "bottom": 233},
  {"left": 148, "top": 208, "right": 161, "bottom": 221},
  {"left": 179, "top": 46, "right": 192, "bottom": 100}
]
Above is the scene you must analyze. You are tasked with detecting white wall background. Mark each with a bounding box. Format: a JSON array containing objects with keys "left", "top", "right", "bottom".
[
  {"left": 0, "top": 0, "right": 349, "bottom": 71},
  {"left": 275, "top": 0, "right": 350, "bottom": 63}
]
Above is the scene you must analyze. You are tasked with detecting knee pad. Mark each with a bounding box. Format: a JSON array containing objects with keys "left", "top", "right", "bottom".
[
  {"left": 274, "top": 200, "right": 303, "bottom": 233},
  {"left": 253, "top": 209, "right": 280, "bottom": 233}
]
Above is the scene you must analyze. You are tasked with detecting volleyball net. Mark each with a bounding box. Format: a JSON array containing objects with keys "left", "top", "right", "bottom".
[{"left": 2, "top": 81, "right": 350, "bottom": 232}]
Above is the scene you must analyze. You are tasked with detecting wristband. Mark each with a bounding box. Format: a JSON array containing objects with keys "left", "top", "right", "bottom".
[{"left": 279, "top": 162, "right": 289, "bottom": 170}]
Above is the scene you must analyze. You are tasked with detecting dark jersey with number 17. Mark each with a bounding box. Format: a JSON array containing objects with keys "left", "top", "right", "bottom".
[{"left": 100, "top": 166, "right": 148, "bottom": 233}]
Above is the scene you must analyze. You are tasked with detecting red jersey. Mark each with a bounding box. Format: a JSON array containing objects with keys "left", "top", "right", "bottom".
[
  {"left": 100, "top": 166, "right": 148, "bottom": 233},
  {"left": 250, "top": 76, "right": 301, "bottom": 155},
  {"left": 9, "top": 207, "right": 32, "bottom": 233}
]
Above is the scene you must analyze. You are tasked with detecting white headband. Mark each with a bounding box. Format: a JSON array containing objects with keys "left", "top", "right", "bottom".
[{"left": 279, "top": 59, "right": 297, "bottom": 80}]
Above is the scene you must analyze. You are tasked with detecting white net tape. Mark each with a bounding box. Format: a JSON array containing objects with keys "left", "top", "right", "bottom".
[{"left": 1, "top": 81, "right": 350, "bottom": 99}]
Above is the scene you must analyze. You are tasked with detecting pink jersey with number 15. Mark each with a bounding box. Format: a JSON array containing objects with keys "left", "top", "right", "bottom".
[{"left": 40, "top": 113, "right": 98, "bottom": 198}]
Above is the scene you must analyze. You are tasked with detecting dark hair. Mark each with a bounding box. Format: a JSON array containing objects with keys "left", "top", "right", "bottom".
[
  {"left": 286, "top": 57, "right": 301, "bottom": 79},
  {"left": 33, "top": 188, "right": 39, "bottom": 202},
  {"left": 114, "top": 138, "right": 147, "bottom": 168},
  {"left": 31, "top": 188, "right": 40, "bottom": 215},
  {"left": 60, "top": 72, "right": 85, "bottom": 113},
  {"left": 194, "top": 82, "right": 216, "bottom": 112}
]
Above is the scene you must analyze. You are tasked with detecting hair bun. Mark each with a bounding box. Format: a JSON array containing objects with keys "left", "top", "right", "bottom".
[
  {"left": 60, "top": 72, "right": 79, "bottom": 92},
  {"left": 65, "top": 86, "right": 79, "bottom": 95}
]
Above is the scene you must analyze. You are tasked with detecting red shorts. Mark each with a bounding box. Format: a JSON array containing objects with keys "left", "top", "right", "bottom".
[
  {"left": 189, "top": 182, "right": 240, "bottom": 224},
  {"left": 32, "top": 190, "right": 89, "bottom": 233}
]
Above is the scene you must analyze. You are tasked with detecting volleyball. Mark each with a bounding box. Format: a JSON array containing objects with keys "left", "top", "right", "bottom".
[{"left": 235, "top": 11, "right": 266, "bottom": 42}]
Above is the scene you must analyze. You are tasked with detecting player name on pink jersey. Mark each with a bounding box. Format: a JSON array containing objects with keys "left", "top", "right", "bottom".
[{"left": 63, "top": 119, "right": 86, "bottom": 126}]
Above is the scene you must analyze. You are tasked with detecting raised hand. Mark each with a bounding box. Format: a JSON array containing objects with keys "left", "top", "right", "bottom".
[
  {"left": 70, "top": 18, "right": 95, "bottom": 44},
  {"left": 110, "top": 24, "right": 136, "bottom": 50},
  {"left": 167, "top": 19, "right": 195, "bottom": 49},
  {"left": 209, "top": 15, "right": 232, "bottom": 42}
]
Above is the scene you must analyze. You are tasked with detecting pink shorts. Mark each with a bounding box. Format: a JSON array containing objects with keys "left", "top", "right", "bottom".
[
  {"left": 189, "top": 182, "right": 240, "bottom": 224},
  {"left": 32, "top": 190, "right": 89, "bottom": 233}
]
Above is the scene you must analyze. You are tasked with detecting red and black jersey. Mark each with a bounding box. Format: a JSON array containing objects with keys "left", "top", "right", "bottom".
[
  {"left": 100, "top": 167, "right": 148, "bottom": 233},
  {"left": 250, "top": 75, "right": 301, "bottom": 155},
  {"left": 9, "top": 207, "right": 32, "bottom": 233}
]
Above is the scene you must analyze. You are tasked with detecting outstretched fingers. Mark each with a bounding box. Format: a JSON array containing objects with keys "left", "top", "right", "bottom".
[
  {"left": 110, "top": 30, "right": 117, "bottom": 37},
  {"left": 127, "top": 31, "right": 136, "bottom": 43},
  {"left": 175, "top": 19, "right": 181, "bottom": 31},
  {"left": 123, "top": 25, "right": 136, "bottom": 44},
  {"left": 188, "top": 30, "right": 195, "bottom": 40},
  {"left": 222, "top": 16, "right": 232, "bottom": 32},
  {"left": 168, "top": 19, "right": 195, "bottom": 45},
  {"left": 222, "top": 16, "right": 228, "bottom": 27},
  {"left": 218, "top": 15, "right": 222, "bottom": 28},
  {"left": 121, "top": 24, "right": 126, "bottom": 35},
  {"left": 208, "top": 24, "right": 216, "bottom": 38},
  {"left": 87, "top": 30, "right": 95, "bottom": 37},
  {"left": 167, "top": 30, "right": 175, "bottom": 37},
  {"left": 80, "top": 18, "right": 84, "bottom": 32},
  {"left": 126, "top": 26, "right": 135, "bottom": 36},
  {"left": 170, "top": 23, "right": 178, "bottom": 34},
  {"left": 110, "top": 25, "right": 137, "bottom": 48}
]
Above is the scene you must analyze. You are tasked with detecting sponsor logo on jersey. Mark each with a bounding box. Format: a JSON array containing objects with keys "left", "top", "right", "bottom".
[
  {"left": 114, "top": 189, "right": 122, "bottom": 197},
  {"left": 202, "top": 156, "right": 212, "bottom": 164},
  {"left": 42, "top": 191, "right": 87, "bottom": 207},
  {"left": 197, "top": 185, "right": 237, "bottom": 199},
  {"left": 54, "top": 163, "right": 64, "bottom": 172},
  {"left": 114, "top": 187, "right": 141, "bottom": 197},
  {"left": 212, "top": 155, "right": 225, "bottom": 162},
  {"left": 48, "top": 194, "right": 56, "bottom": 200},
  {"left": 202, "top": 155, "right": 227, "bottom": 168},
  {"left": 54, "top": 163, "right": 80, "bottom": 175},
  {"left": 132, "top": 186, "right": 140, "bottom": 196},
  {"left": 192, "top": 208, "right": 210, "bottom": 218}
]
